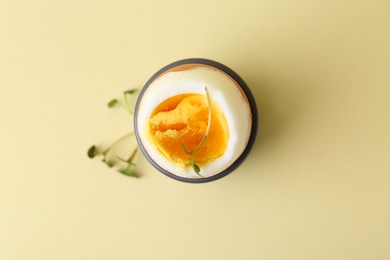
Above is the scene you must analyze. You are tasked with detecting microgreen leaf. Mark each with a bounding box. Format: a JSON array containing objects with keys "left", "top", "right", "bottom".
[
  {"left": 189, "top": 158, "right": 201, "bottom": 176},
  {"left": 107, "top": 99, "right": 119, "bottom": 108},
  {"left": 124, "top": 89, "right": 138, "bottom": 95},
  {"left": 88, "top": 145, "right": 98, "bottom": 158},
  {"left": 193, "top": 164, "right": 201, "bottom": 175},
  {"left": 118, "top": 169, "right": 138, "bottom": 178}
]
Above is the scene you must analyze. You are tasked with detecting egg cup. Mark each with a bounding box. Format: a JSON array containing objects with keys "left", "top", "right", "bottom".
[{"left": 134, "top": 58, "right": 258, "bottom": 183}]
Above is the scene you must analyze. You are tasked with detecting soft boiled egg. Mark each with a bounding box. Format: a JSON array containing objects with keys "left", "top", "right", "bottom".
[{"left": 134, "top": 59, "right": 257, "bottom": 182}]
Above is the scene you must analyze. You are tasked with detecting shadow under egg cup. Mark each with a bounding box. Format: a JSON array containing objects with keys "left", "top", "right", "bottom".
[{"left": 134, "top": 58, "right": 258, "bottom": 183}]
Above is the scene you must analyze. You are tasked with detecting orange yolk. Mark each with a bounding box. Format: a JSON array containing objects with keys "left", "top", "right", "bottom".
[{"left": 148, "top": 94, "right": 229, "bottom": 167}]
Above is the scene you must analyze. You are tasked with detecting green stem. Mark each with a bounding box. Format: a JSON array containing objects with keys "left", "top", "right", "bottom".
[
  {"left": 127, "top": 148, "right": 138, "bottom": 164},
  {"left": 123, "top": 93, "right": 134, "bottom": 115},
  {"left": 181, "top": 86, "right": 212, "bottom": 176},
  {"left": 193, "top": 136, "right": 207, "bottom": 160},
  {"left": 182, "top": 86, "right": 213, "bottom": 155},
  {"left": 191, "top": 86, "right": 212, "bottom": 158},
  {"left": 118, "top": 101, "right": 133, "bottom": 115},
  {"left": 102, "top": 132, "right": 134, "bottom": 160}
]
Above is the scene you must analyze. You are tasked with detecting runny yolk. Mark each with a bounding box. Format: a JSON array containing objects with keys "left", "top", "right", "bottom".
[{"left": 148, "top": 93, "right": 229, "bottom": 167}]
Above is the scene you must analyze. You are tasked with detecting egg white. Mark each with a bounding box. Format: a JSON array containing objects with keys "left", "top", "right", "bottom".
[{"left": 136, "top": 66, "right": 252, "bottom": 178}]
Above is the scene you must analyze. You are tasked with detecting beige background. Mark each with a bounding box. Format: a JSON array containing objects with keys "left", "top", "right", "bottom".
[{"left": 1, "top": 0, "right": 390, "bottom": 259}]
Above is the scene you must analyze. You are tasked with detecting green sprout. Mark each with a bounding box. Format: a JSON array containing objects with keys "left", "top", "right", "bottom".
[
  {"left": 88, "top": 88, "right": 139, "bottom": 178},
  {"left": 107, "top": 88, "right": 138, "bottom": 114},
  {"left": 181, "top": 86, "right": 212, "bottom": 176},
  {"left": 87, "top": 132, "right": 134, "bottom": 166}
]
